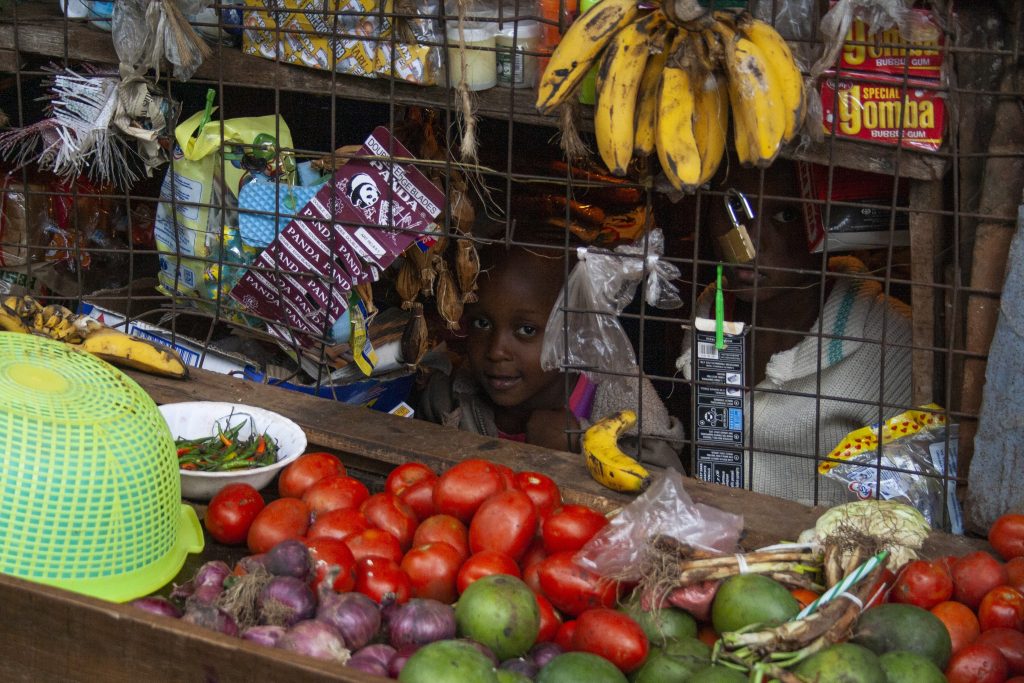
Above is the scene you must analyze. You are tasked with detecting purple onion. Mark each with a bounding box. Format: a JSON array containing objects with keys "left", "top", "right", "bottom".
[
  {"left": 242, "top": 625, "right": 287, "bottom": 648},
  {"left": 388, "top": 643, "right": 420, "bottom": 678},
  {"left": 387, "top": 599, "right": 456, "bottom": 648},
  {"left": 500, "top": 656, "right": 539, "bottom": 678},
  {"left": 345, "top": 657, "right": 389, "bottom": 677},
  {"left": 529, "top": 641, "right": 563, "bottom": 669},
  {"left": 259, "top": 576, "right": 316, "bottom": 627},
  {"left": 195, "top": 560, "right": 232, "bottom": 588},
  {"left": 169, "top": 579, "right": 194, "bottom": 603},
  {"left": 277, "top": 620, "right": 350, "bottom": 662},
  {"left": 264, "top": 540, "right": 312, "bottom": 581},
  {"left": 129, "top": 596, "right": 182, "bottom": 619},
  {"left": 186, "top": 582, "right": 224, "bottom": 608},
  {"left": 181, "top": 604, "right": 239, "bottom": 637},
  {"left": 352, "top": 643, "right": 396, "bottom": 668},
  {"left": 316, "top": 589, "right": 381, "bottom": 650},
  {"left": 236, "top": 553, "right": 267, "bottom": 575}
]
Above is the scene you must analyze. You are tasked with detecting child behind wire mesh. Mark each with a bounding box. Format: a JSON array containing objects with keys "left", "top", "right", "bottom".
[{"left": 417, "top": 239, "right": 684, "bottom": 469}]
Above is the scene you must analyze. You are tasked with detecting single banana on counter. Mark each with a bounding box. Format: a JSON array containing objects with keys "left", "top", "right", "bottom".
[
  {"left": 535, "top": 0, "right": 644, "bottom": 114},
  {"left": 727, "top": 11, "right": 806, "bottom": 143},
  {"left": 583, "top": 409, "right": 652, "bottom": 493},
  {"left": 655, "top": 41, "right": 702, "bottom": 192},
  {"left": 78, "top": 327, "right": 190, "bottom": 379},
  {"left": 712, "top": 20, "right": 786, "bottom": 167}
]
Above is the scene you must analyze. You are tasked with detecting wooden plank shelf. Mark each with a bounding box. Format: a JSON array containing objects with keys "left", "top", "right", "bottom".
[{"left": 0, "top": 4, "right": 949, "bottom": 181}]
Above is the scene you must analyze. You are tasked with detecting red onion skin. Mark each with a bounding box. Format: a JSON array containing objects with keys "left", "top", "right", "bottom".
[
  {"left": 185, "top": 582, "right": 224, "bottom": 609},
  {"left": 529, "top": 641, "right": 563, "bottom": 669},
  {"left": 352, "top": 643, "right": 396, "bottom": 668},
  {"left": 129, "top": 596, "right": 183, "bottom": 619},
  {"left": 264, "top": 540, "right": 313, "bottom": 581},
  {"left": 236, "top": 553, "right": 267, "bottom": 575},
  {"left": 316, "top": 589, "right": 381, "bottom": 651},
  {"left": 259, "top": 576, "right": 317, "bottom": 627},
  {"left": 181, "top": 605, "right": 239, "bottom": 637},
  {"left": 500, "top": 657, "right": 539, "bottom": 678},
  {"left": 345, "top": 657, "right": 389, "bottom": 677},
  {"left": 459, "top": 638, "right": 499, "bottom": 666},
  {"left": 277, "top": 620, "right": 350, "bottom": 662},
  {"left": 242, "top": 625, "right": 287, "bottom": 648},
  {"left": 195, "top": 561, "right": 232, "bottom": 588},
  {"left": 388, "top": 644, "right": 420, "bottom": 678},
  {"left": 387, "top": 599, "right": 456, "bottom": 648}
]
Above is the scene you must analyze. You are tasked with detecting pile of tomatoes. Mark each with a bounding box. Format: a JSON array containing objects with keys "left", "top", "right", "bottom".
[
  {"left": 202, "top": 452, "right": 648, "bottom": 667},
  {"left": 884, "top": 513, "right": 1024, "bottom": 682}
]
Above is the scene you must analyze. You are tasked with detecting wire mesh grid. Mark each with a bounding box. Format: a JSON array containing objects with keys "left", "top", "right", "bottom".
[{"left": 0, "top": 0, "right": 1022, "bottom": 531}]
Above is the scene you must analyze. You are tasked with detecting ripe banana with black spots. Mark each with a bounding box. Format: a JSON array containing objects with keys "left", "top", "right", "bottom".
[
  {"left": 729, "top": 11, "right": 806, "bottom": 143},
  {"left": 692, "top": 68, "right": 729, "bottom": 185},
  {"left": 655, "top": 52, "right": 702, "bottom": 192},
  {"left": 535, "top": 0, "right": 644, "bottom": 114},
  {"left": 0, "top": 294, "right": 188, "bottom": 378},
  {"left": 583, "top": 410, "right": 652, "bottom": 493},
  {"left": 593, "top": 12, "right": 664, "bottom": 176},
  {"left": 713, "top": 20, "right": 786, "bottom": 167},
  {"left": 633, "top": 30, "right": 675, "bottom": 158}
]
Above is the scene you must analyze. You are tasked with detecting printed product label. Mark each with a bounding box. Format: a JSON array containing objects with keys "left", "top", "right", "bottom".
[
  {"left": 692, "top": 317, "right": 747, "bottom": 488},
  {"left": 838, "top": 7, "right": 944, "bottom": 79}
]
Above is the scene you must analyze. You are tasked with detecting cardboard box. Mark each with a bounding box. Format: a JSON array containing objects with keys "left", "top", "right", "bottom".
[
  {"left": 799, "top": 161, "right": 910, "bottom": 253},
  {"left": 820, "top": 70, "right": 945, "bottom": 152},
  {"left": 838, "top": 6, "right": 945, "bottom": 80}
]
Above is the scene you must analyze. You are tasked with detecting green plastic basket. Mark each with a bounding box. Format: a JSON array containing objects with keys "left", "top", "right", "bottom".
[{"left": 0, "top": 334, "right": 204, "bottom": 602}]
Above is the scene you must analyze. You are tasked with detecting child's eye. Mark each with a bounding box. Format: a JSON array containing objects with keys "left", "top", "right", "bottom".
[
  {"left": 516, "top": 324, "right": 539, "bottom": 338},
  {"left": 470, "top": 317, "right": 491, "bottom": 331},
  {"left": 772, "top": 207, "right": 802, "bottom": 224}
]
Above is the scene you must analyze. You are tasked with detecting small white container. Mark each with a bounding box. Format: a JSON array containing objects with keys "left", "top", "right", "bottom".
[
  {"left": 160, "top": 401, "right": 307, "bottom": 501},
  {"left": 447, "top": 22, "right": 497, "bottom": 91},
  {"left": 495, "top": 19, "right": 540, "bottom": 88}
]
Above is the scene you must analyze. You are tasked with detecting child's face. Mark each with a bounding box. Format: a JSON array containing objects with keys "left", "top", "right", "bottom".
[{"left": 465, "top": 250, "right": 565, "bottom": 413}]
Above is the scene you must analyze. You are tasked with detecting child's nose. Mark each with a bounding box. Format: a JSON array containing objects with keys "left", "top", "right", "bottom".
[{"left": 486, "top": 331, "right": 513, "bottom": 361}]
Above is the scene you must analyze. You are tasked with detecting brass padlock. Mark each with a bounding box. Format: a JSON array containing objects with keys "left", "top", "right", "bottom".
[{"left": 718, "top": 188, "right": 757, "bottom": 264}]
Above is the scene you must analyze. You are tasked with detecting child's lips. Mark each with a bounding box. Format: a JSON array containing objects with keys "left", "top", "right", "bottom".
[{"left": 485, "top": 374, "right": 521, "bottom": 391}]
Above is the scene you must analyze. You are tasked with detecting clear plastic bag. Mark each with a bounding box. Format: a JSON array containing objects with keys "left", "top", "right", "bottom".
[
  {"left": 575, "top": 468, "right": 744, "bottom": 581},
  {"left": 820, "top": 406, "right": 964, "bottom": 533},
  {"left": 540, "top": 229, "right": 681, "bottom": 376}
]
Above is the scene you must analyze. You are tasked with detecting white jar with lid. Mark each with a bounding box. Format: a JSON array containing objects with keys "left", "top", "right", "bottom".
[
  {"left": 447, "top": 22, "right": 498, "bottom": 91},
  {"left": 495, "top": 19, "right": 540, "bottom": 88}
]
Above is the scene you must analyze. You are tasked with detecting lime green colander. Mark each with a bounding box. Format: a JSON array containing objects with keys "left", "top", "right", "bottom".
[{"left": 0, "top": 334, "right": 204, "bottom": 602}]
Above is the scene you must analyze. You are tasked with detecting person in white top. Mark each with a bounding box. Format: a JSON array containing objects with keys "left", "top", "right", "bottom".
[{"left": 676, "top": 163, "right": 913, "bottom": 507}]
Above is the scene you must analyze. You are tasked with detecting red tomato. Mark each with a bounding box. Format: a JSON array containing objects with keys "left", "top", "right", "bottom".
[
  {"left": 554, "top": 620, "right": 576, "bottom": 651},
  {"left": 572, "top": 608, "right": 649, "bottom": 673},
  {"left": 456, "top": 550, "right": 521, "bottom": 594},
  {"left": 790, "top": 588, "right": 820, "bottom": 611},
  {"left": 385, "top": 461, "right": 437, "bottom": 497},
  {"left": 515, "top": 471, "right": 562, "bottom": 517},
  {"left": 946, "top": 643, "right": 1009, "bottom": 683},
  {"left": 541, "top": 505, "right": 609, "bottom": 555},
  {"left": 246, "top": 497, "right": 310, "bottom": 554},
  {"left": 308, "top": 508, "right": 371, "bottom": 542},
  {"left": 698, "top": 625, "right": 719, "bottom": 647},
  {"left": 398, "top": 477, "right": 437, "bottom": 521},
  {"left": 932, "top": 600, "right": 982, "bottom": 654},
  {"left": 469, "top": 489, "right": 538, "bottom": 561},
  {"left": 494, "top": 463, "right": 518, "bottom": 490},
  {"left": 302, "top": 475, "right": 370, "bottom": 518},
  {"left": 204, "top": 483, "right": 265, "bottom": 545},
  {"left": 952, "top": 552, "right": 1009, "bottom": 611},
  {"left": 536, "top": 550, "right": 619, "bottom": 617},
  {"left": 535, "top": 592, "right": 562, "bottom": 642},
  {"left": 978, "top": 586, "right": 1024, "bottom": 632},
  {"left": 991, "top": 514, "right": 1024, "bottom": 562},
  {"left": 412, "top": 514, "right": 469, "bottom": 560},
  {"left": 345, "top": 528, "right": 404, "bottom": 564},
  {"left": 865, "top": 567, "right": 897, "bottom": 608},
  {"left": 305, "top": 536, "right": 357, "bottom": 593},
  {"left": 523, "top": 561, "right": 543, "bottom": 594},
  {"left": 433, "top": 459, "right": 507, "bottom": 523},
  {"left": 1007, "top": 558, "right": 1024, "bottom": 594},
  {"left": 977, "top": 628, "right": 1024, "bottom": 675},
  {"left": 355, "top": 557, "right": 412, "bottom": 604},
  {"left": 360, "top": 493, "right": 418, "bottom": 552},
  {"left": 891, "top": 560, "right": 954, "bottom": 610},
  {"left": 522, "top": 538, "right": 548, "bottom": 572},
  {"left": 401, "top": 542, "right": 463, "bottom": 604},
  {"left": 278, "top": 452, "right": 346, "bottom": 499}
]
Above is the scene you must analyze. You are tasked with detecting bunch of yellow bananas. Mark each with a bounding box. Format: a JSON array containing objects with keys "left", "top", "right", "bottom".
[
  {"left": 535, "top": 3, "right": 806, "bottom": 192},
  {"left": 0, "top": 295, "right": 188, "bottom": 379}
]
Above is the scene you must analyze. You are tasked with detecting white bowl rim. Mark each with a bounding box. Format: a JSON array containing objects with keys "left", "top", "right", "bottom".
[{"left": 159, "top": 401, "right": 307, "bottom": 479}]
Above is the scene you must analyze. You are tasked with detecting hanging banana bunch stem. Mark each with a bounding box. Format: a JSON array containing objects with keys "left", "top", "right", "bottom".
[{"left": 535, "top": 0, "right": 806, "bottom": 191}]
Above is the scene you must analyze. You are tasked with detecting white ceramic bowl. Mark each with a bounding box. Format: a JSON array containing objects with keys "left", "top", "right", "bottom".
[{"left": 159, "top": 401, "right": 307, "bottom": 501}]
